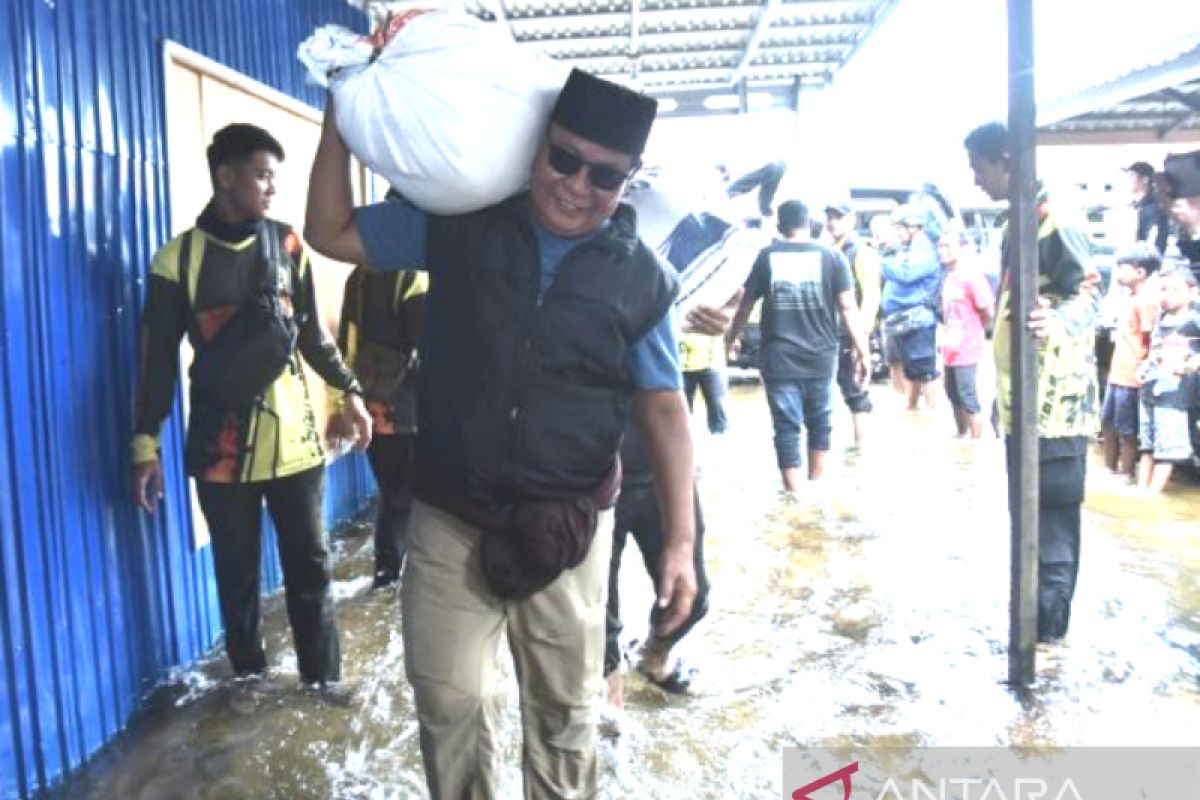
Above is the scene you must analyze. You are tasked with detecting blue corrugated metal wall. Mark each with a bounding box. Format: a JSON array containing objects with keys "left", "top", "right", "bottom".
[{"left": 0, "top": 1, "right": 372, "bottom": 797}]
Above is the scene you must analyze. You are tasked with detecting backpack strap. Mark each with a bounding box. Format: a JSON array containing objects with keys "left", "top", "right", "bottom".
[
  {"left": 258, "top": 220, "right": 307, "bottom": 326},
  {"left": 259, "top": 219, "right": 282, "bottom": 295},
  {"left": 178, "top": 230, "right": 193, "bottom": 303}
]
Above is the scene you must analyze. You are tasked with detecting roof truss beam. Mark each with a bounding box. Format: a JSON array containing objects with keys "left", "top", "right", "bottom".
[
  {"left": 829, "top": 0, "right": 900, "bottom": 79},
  {"left": 1162, "top": 87, "right": 1200, "bottom": 114},
  {"left": 628, "top": 0, "right": 641, "bottom": 80},
  {"left": 650, "top": 81, "right": 805, "bottom": 117},
  {"left": 378, "top": 0, "right": 895, "bottom": 104},
  {"left": 730, "top": 0, "right": 785, "bottom": 86},
  {"left": 1157, "top": 88, "right": 1200, "bottom": 139},
  {"left": 583, "top": 58, "right": 837, "bottom": 77},
  {"left": 1039, "top": 45, "right": 1200, "bottom": 126}
]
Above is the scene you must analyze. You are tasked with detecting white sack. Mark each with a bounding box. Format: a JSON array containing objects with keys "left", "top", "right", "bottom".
[
  {"left": 299, "top": 12, "right": 566, "bottom": 215},
  {"left": 673, "top": 227, "right": 763, "bottom": 316},
  {"left": 625, "top": 171, "right": 763, "bottom": 317},
  {"left": 625, "top": 172, "right": 698, "bottom": 254},
  {"left": 298, "top": 25, "right": 375, "bottom": 81}
]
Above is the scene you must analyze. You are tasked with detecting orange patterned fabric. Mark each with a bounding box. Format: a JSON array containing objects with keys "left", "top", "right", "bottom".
[{"left": 370, "top": 9, "right": 430, "bottom": 48}]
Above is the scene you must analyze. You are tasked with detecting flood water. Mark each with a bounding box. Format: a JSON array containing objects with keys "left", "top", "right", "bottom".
[{"left": 53, "top": 374, "right": 1200, "bottom": 799}]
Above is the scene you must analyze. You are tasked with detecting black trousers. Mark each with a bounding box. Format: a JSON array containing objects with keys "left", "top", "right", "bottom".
[
  {"left": 366, "top": 433, "right": 416, "bottom": 579},
  {"left": 604, "top": 482, "right": 710, "bottom": 675},
  {"left": 196, "top": 465, "right": 340, "bottom": 683},
  {"left": 1005, "top": 436, "right": 1087, "bottom": 641}
]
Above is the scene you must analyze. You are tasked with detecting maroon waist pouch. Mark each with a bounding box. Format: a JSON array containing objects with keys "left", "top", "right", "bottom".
[
  {"left": 415, "top": 458, "right": 622, "bottom": 600},
  {"left": 480, "top": 460, "right": 622, "bottom": 600}
]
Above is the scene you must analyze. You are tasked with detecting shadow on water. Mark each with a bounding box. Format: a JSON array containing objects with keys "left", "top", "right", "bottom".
[{"left": 53, "top": 382, "right": 1200, "bottom": 799}]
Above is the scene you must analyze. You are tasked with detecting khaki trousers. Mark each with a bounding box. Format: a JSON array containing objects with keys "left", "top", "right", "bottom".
[{"left": 401, "top": 500, "right": 614, "bottom": 800}]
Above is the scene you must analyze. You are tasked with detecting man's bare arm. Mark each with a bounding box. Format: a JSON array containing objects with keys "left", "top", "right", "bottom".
[
  {"left": 684, "top": 288, "right": 743, "bottom": 336},
  {"left": 633, "top": 389, "right": 697, "bottom": 637},
  {"left": 836, "top": 289, "right": 870, "bottom": 385},
  {"left": 724, "top": 293, "right": 757, "bottom": 358},
  {"left": 305, "top": 99, "right": 368, "bottom": 265}
]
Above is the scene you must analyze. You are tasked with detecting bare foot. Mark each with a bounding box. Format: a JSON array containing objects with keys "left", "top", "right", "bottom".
[
  {"left": 634, "top": 637, "right": 698, "bottom": 695},
  {"left": 636, "top": 637, "right": 672, "bottom": 682},
  {"left": 599, "top": 670, "right": 625, "bottom": 739},
  {"left": 606, "top": 669, "right": 625, "bottom": 710}
]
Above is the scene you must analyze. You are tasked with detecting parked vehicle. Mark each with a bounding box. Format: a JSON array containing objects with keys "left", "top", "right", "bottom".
[
  {"left": 728, "top": 304, "right": 762, "bottom": 370},
  {"left": 729, "top": 311, "right": 889, "bottom": 385}
]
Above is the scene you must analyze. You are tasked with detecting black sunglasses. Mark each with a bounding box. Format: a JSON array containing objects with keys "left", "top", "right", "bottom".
[{"left": 546, "top": 144, "right": 632, "bottom": 191}]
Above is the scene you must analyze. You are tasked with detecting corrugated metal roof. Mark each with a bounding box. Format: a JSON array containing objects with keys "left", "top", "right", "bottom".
[
  {"left": 378, "top": 0, "right": 900, "bottom": 114},
  {"left": 1039, "top": 35, "right": 1200, "bottom": 143}
]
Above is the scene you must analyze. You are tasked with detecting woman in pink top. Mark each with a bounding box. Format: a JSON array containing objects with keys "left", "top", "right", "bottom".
[{"left": 937, "top": 230, "right": 995, "bottom": 437}]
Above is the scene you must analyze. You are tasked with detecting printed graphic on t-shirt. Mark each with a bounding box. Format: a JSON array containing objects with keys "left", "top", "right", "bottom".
[{"left": 769, "top": 251, "right": 825, "bottom": 311}]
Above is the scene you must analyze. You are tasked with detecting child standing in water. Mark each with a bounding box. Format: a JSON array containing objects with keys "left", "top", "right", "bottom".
[
  {"left": 937, "top": 229, "right": 994, "bottom": 438},
  {"left": 1137, "top": 264, "right": 1200, "bottom": 493},
  {"left": 1101, "top": 244, "right": 1160, "bottom": 480}
]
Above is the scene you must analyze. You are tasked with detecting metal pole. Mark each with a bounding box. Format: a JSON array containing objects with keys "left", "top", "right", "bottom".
[
  {"left": 793, "top": 76, "right": 803, "bottom": 150},
  {"left": 1007, "top": 0, "right": 1038, "bottom": 687}
]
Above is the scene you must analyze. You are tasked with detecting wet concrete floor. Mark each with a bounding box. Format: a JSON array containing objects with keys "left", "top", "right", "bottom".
[{"left": 53, "top": 377, "right": 1200, "bottom": 799}]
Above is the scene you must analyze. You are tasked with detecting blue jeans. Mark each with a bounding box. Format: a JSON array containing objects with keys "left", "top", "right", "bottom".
[
  {"left": 1100, "top": 384, "right": 1139, "bottom": 438},
  {"left": 684, "top": 367, "right": 728, "bottom": 433},
  {"left": 765, "top": 376, "right": 834, "bottom": 469}
]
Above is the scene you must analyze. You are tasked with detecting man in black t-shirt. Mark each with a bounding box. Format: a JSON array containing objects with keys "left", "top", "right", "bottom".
[
  {"left": 131, "top": 124, "right": 370, "bottom": 695},
  {"left": 726, "top": 201, "right": 870, "bottom": 492}
]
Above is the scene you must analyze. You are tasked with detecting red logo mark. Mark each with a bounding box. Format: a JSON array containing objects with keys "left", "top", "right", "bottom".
[{"left": 793, "top": 762, "right": 859, "bottom": 800}]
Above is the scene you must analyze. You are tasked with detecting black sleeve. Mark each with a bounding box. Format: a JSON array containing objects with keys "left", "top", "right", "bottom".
[
  {"left": 744, "top": 249, "right": 770, "bottom": 302},
  {"left": 132, "top": 272, "right": 188, "bottom": 439},
  {"left": 399, "top": 276, "right": 426, "bottom": 356},
  {"left": 336, "top": 268, "right": 361, "bottom": 355},
  {"left": 1178, "top": 313, "right": 1200, "bottom": 341},
  {"left": 829, "top": 249, "right": 853, "bottom": 295},
  {"left": 295, "top": 253, "right": 361, "bottom": 394},
  {"left": 1154, "top": 206, "right": 1170, "bottom": 255},
  {"left": 1039, "top": 226, "right": 1089, "bottom": 299}
]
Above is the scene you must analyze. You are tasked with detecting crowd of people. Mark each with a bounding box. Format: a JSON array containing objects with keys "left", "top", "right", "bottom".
[
  {"left": 1097, "top": 156, "right": 1200, "bottom": 493},
  {"left": 126, "top": 63, "right": 1200, "bottom": 799}
]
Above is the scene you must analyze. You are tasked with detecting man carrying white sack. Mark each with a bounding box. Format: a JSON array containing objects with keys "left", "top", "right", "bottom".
[{"left": 306, "top": 69, "right": 696, "bottom": 799}]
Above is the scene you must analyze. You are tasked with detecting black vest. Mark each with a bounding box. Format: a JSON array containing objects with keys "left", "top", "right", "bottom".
[{"left": 415, "top": 194, "right": 677, "bottom": 511}]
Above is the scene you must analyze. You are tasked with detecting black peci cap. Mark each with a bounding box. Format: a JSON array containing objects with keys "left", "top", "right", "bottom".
[
  {"left": 550, "top": 69, "right": 658, "bottom": 157},
  {"left": 1163, "top": 150, "right": 1200, "bottom": 199}
]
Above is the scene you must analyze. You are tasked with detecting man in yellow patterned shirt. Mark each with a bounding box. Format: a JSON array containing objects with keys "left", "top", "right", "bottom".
[
  {"left": 337, "top": 263, "right": 427, "bottom": 588},
  {"left": 130, "top": 124, "right": 370, "bottom": 690},
  {"left": 965, "top": 122, "right": 1100, "bottom": 643}
]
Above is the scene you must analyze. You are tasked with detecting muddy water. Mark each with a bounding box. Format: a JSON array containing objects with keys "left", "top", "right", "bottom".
[{"left": 54, "top": 378, "right": 1200, "bottom": 799}]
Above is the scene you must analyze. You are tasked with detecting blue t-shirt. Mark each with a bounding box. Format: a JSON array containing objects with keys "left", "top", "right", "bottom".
[{"left": 355, "top": 198, "right": 680, "bottom": 391}]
